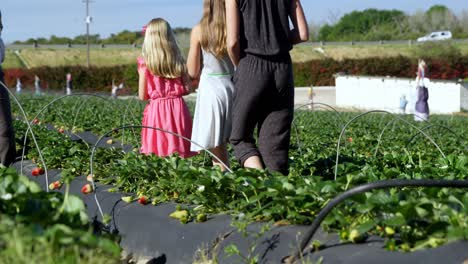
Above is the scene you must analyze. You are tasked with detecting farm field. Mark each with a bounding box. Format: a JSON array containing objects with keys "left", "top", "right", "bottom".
[
  {"left": 3, "top": 42, "right": 468, "bottom": 68},
  {"left": 5, "top": 93, "right": 467, "bottom": 262},
  {"left": 291, "top": 42, "right": 468, "bottom": 62}
]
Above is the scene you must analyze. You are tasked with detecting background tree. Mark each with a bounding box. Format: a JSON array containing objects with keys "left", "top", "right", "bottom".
[{"left": 318, "top": 9, "right": 407, "bottom": 41}]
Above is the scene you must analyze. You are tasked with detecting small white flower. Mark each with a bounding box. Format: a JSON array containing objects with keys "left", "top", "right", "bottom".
[
  {"left": 242, "top": 181, "right": 249, "bottom": 187},
  {"left": 197, "top": 185, "right": 205, "bottom": 192}
]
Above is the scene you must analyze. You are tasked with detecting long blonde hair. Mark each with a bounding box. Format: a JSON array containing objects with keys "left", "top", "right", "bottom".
[
  {"left": 418, "top": 59, "right": 426, "bottom": 78},
  {"left": 200, "top": 0, "right": 227, "bottom": 58},
  {"left": 142, "top": 18, "right": 186, "bottom": 79}
]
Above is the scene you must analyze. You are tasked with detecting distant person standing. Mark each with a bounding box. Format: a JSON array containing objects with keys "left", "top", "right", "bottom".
[
  {"left": 0, "top": 10, "right": 16, "bottom": 166},
  {"left": 414, "top": 59, "right": 429, "bottom": 121},
  {"left": 226, "top": 0, "right": 309, "bottom": 175},
  {"left": 399, "top": 94, "right": 408, "bottom": 114},
  {"left": 308, "top": 85, "right": 314, "bottom": 110},
  {"left": 111, "top": 79, "right": 124, "bottom": 99},
  {"left": 16, "top": 78, "right": 22, "bottom": 94},
  {"left": 66, "top": 73, "right": 72, "bottom": 95},
  {"left": 34, "top": 75, "right": 42, "bottom": 95}
]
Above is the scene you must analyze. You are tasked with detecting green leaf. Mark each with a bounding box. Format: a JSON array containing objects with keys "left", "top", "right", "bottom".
[
  {"left": 415, "top": 206, "right": 429, "bottom": 218},
  {"left": 357, "top": 220, "right": 376, "bottom": 234},
  {"left": 63, "top": 195, "right": 86, "bottom": 214},
  {"left": 225, "top": 244, "right": 241, "bottom": 257},
  {"left": 368, "top": 191, "right": 392, "bottom": 205},
  {"left": 282, "top": 182, "right": 294, "bottom": 191},
  {"left": 321, "top": 184, "right": 335, "bottom": 193},
  {"left": 384, "top": 214, "right": 406, "bottom": 227}
]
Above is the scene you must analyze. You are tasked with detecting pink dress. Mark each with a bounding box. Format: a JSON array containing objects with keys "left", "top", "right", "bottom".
[{"left": 138, "top": 57, "right": 196, "bottom": 158}]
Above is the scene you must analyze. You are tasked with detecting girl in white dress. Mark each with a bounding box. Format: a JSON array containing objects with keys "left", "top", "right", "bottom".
[{"left": 187, "top": 0, "right": 234, "bottom": 171}]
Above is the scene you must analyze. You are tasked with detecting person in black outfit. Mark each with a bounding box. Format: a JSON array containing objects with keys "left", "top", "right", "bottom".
[
  {"left": 0, "top": 10, "right": 16, "bottom": 166},
  {"left": 226, "top": 0, "right": 308, "bottom": 175}
]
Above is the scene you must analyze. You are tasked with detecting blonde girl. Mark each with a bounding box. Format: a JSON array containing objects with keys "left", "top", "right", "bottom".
[
  {"left": 187, "top": 0, "right": 235, "bottom": 171},
  {"left": 138, "top": 18, "right": 195, "bottom": 158}
]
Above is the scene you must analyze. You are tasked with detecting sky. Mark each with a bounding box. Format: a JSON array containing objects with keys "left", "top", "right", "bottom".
[{"left": 1, "top": 0, "right": 467, "bottom": 43}]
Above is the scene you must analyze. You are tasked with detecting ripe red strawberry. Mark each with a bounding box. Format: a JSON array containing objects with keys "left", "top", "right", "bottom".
[
  {"left": 347, "top": 137, "right": 353, "bottom": 143},
  {"left": 58, "top": 128, "right": 65, "bottom": 133},
  {"left": 32, "top": 118, "right": 40, "bottom": 125},
  {"left": 81, "top": 183, "right": 93, "bottom": 194},
  {"left": 49, "top": 181, "right": 62, "bottom": 190},
  {"left": 138, "top": 196, "right": 149, "bottom": 205},
  {"left": 31, "top": 167, "right": 45, "bottom": 176}
]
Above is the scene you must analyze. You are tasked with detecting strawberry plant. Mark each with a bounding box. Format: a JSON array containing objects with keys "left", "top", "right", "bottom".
[
  {"left": 10, "top": 94, "right": 468, "bottom": 252},
  {"left": 0, "top": 167, "right": 121, "bottom": 263}
]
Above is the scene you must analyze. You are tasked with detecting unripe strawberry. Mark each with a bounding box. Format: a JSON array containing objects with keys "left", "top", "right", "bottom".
[
  {"left": 121, "top": 196, "right": 133, "bottom": 203},
  {"left": 86, "top": 174, "right": 94, "bottom": 182},
  {"left": 385, "top": 226, "right": 395, "bottom": 236},
  {"left": 170, "top": 210, "right": 188, "bottom": 220},
  {"left": 349, "top": 229, "right": 364, "bottom": 243},
  {"left": 196, "top": 213, "right": 207, "bottom": 223}
]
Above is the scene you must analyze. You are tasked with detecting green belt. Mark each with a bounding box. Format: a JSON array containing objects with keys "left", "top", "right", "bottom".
[{"left": 206, "top": 73, "right": 231, "bottom": 77}]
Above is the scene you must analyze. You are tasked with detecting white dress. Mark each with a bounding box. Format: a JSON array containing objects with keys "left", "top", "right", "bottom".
[{"left": 190, "top": 50, "right": 235, "bottom": 152}]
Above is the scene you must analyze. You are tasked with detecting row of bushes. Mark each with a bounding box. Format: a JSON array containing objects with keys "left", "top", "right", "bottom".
[
  {"left": 3, "top": 65, "right": 138, "bottom": 94},
  {"left": 3, "top": 56, "right": 467, "bottom": 91},
  {"left": 295, "top": 56, "right": 467, "bottom": 86}
]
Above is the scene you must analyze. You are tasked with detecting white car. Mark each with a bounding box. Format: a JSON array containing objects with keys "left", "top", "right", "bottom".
[{"left": 417, "top": 31, "right": 452, "bottom": 42}]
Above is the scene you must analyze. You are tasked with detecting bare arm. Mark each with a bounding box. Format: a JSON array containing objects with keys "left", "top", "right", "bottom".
[
  {"left": 226, "top": 0, "right": 241, "bottom": 66},
  {"left": 289, "top": 0, "right": 309, "bottom": 45},
  {"left": 187, "top": 24, "right": 202, "bottom": 89},
  {"left": 138, "top": 69, "right": 148, "bottom": 101}
]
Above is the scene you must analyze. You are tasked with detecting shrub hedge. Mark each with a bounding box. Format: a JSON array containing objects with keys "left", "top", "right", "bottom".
[
  {"left": 3, "top": 65, "right": 137, "bottom": 95},
  {"left": 4, "top": 56, "right": 467, "bottom": 91},
  {"left": 294, "top": 56, "right": 467, "bottom": 86}
]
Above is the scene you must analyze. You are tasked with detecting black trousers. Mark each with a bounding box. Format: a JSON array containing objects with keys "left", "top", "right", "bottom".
[
  {"left": 0, "top": 69, "right": 16, "bottom": 166},
  {"left": 230, "top": 54, "right": 294, "bottom": 175}
]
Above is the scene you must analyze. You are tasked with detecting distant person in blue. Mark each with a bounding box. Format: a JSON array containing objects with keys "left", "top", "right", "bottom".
[
  {"left": 399, "top": 94, "right": 408, "bottom": 114},
  {"left": 0, "top": 10, "right": 16, "bottom": 166},
  {"left": 414, "top": 59, "right": 429, "bottom": 121},
  {"left": 226, "top": 0, "right": 309, "bottom": 175}
]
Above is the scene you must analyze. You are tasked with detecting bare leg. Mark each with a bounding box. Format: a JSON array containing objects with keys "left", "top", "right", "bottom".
[
  {"left": 243, "top": 155, "right": 264, "bottom": 170},
  {"left": 210, "top": 144, "right": 230, "bottom": 172}
]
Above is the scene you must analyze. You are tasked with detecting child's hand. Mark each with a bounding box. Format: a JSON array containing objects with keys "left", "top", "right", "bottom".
[
  {"left": 190, "top": 77, "right": 200, "bottom": 91},
  {"left": 186, "top": 84, "right": 196, "bottom": 95},
  {"left": 182, "top": 74, "right": 197, "bottom": 95}
]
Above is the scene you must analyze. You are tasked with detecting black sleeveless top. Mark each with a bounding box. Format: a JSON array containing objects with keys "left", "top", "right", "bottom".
[{"left": 238, "top": 0, "right": 292, "bottom": 57}]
